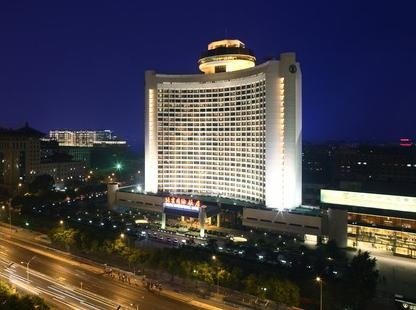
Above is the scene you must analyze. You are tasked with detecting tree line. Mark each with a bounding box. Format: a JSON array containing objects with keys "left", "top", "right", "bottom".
[{"left": 0, "top": 280, "right": 49, "bottom": 309}]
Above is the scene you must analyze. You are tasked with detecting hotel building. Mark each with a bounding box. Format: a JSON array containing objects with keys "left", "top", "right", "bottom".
[
  {"left": 108, "top": 40, "right": 416, "bottom": 255},
  {"left": 145, "top": 39, "right": 302, "bottom": 210}
]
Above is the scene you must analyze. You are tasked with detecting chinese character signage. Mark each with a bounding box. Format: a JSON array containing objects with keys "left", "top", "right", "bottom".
[{"left": 163, "top": 196, "right": 206, "bottom": 212}]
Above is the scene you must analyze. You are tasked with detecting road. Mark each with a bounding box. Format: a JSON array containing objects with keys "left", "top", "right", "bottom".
[{"left": 0, "top": 233, "right": 200, "bottom": 310}]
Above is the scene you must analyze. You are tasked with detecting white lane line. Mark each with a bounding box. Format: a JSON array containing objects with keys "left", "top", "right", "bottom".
[
  {"left": 0, "top": 247, "right": 132, "bottom": 310},
  {"left": 36, "top": 286, "right": 66, "bottom": 300},
  {"left": 52, "top": 298, "right": 80, "bottom": 310},
  {"left": 80, "top": 300, "right": 105, "bottom": 310},
  {"left": 49, "top": 282, "right": 123, "bottom": 308},
  {"left": 9, "top": 277, "right": 40, "bottom": 295},
  {"left": 75, "top": 290, "right": 121, "bottom": 308},
  {"left": 47, "top": 285, "right": 86, "bottom": 303}
]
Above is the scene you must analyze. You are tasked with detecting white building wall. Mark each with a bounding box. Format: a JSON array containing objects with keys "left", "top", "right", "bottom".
[
  {"left": 242, "top": 208, "right": 321, "bottom": 235},
  {"left": 264, "top": 62, "right": 283, "bottom": 209},
  {"left": 144, "top": 71, "right": 158, "bottom": 193},
  {"left": 265, "top": 54, "right": 302, "bottom": 210},
  {"left": 278, "top": 53, "right": 302, "bottom": 210}
]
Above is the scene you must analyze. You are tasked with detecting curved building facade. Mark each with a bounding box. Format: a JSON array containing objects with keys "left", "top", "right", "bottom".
[{"left": 145, "top": 40, "right": 302, "bottom": 210}]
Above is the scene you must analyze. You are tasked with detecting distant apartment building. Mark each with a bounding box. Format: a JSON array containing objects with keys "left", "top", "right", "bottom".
[
  {"left": 0, "top": 124, "right": 85, "bottom": 190},
  {"left": 49, "top": 130, "right": 126, "bottom": 147},
  {"left": 48, "top": 130, "right": 128, "bottom": 169},
  {"left": 0, "top": 125, "right": 43, "bottom": 189},
  {"left": 302, "top": 143, "right": 416, "bottom": 204},
  {"left": 38, "top": 161, "right": 84, "bottom": 184}
]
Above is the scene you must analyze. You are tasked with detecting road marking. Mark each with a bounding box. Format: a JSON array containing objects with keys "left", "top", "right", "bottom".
[
  {"left": 48, "top": 285, "right": 86, "bottom": 303},
  {"left": 80, "top": 300, "right": 105, "bottom": 310}
]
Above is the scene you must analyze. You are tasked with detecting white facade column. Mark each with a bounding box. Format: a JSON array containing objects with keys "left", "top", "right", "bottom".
[
  {"left": 144, "top": 71, "right": 158, "bottom": 194},
  {"left": 216, "top": 214, "right": 221, "bottom": 227},
  {"left": 279, "top": 53, "right": 302, "bottom": 210},
  {"left": 161, "top": 213, "right": 166, "bottom": 229},
  {"left": 265, "top": 61, "right": 284, "bottom": 210},
  {"left": 265, "top": 54, "right": 302, "bottom": 210},
  {"left": 199, "top": 209, "right": 206, "bottom": 238}
]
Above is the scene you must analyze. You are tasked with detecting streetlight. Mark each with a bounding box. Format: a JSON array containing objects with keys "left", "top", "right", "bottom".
[
  {"left": 211, "top": 255, "right": 219, "bottom": 295},
  {"left": 22, "top": 255, "right": 36, "bottom": 280},
  {"left": 121, "top": 233, "right": 130, "bottom": 247},
  {"left": 59, "top": 220, "right": 64, "bottom": 225},
  {"left": 316, "top": 276, "right": 323, "bottom": 310},
  {"left": 5, "top": 200, "right": 12, "bottom": 234}
]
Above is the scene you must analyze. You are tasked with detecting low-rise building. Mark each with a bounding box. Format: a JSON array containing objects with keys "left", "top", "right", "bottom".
[{"left": 321, "top": 189, "right": 416, "bottom": 258}]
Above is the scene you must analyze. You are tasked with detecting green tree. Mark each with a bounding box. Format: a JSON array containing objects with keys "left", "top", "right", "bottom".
[
  {"left": 243, "top": 274, "right": 260, "bottom": 296},
  {"left": 339, "top": 250, "right": 379, "bottom": 309},
  {"left": 0, "top": 280, "right": 13, "bottom": 302},
  {"left": 0, "top": 280, "right": 49, "bottom": 309},
  {"left": 50, "top": 228, "right": 79, "bottom": 250},
  {"left": 28, "top": 295, "right": 50, "bottom": 309},
  {"left": 268, "top": 278, "right": 300, "bottom": 306}
]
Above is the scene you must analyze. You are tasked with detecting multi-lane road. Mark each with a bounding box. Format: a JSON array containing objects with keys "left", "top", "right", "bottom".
[{"left": 0, "top": 231, "right": 201, "bottom": 310}]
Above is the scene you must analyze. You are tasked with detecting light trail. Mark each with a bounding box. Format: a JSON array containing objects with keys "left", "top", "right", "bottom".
[{"left": 0, "top": 250, "right": 134, "bottom": 310}]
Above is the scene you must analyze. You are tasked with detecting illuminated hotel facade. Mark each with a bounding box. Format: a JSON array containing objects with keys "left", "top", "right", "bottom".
[{"left": 145, "top": 39, "right": 302, "bottom": 210}]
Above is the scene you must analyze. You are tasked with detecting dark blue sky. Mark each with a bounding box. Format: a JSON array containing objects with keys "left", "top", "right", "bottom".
[{"left": 1, "top": 1, "right": 415, "bottom": 150}]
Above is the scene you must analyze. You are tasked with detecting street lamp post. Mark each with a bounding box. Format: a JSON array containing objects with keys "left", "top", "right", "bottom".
[
  {"left": 22, "top": 255, "right": 36, "bottom": 280},
  {"left": 6, "top": 199, "right": 12, "bottom": 234},
  {"left": 316, "top": 276, "right": 323, "bottom": 310},
  {"left": 211, "top": 255, "right": 219, "bottom": 295},
  {"left": 120, "top": 232, "right": 130, "bottom": 247},
  {"left": 216, "top": 269, "right": 219, "bottom": 295}
]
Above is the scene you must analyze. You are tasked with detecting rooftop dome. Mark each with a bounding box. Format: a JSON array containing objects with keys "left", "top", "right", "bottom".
[{"left": 198, "top": 39, "right": 256, "bottom": 74}]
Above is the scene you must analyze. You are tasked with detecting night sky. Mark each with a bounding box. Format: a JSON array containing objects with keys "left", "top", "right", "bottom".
[{"left": 1, "top": 1, "right": 415, "bottom": 151}]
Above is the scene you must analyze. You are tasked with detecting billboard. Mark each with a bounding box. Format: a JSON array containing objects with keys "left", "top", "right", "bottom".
[
  {"left": 321, "top": 190, "right": 416, "bottom": 214},
  {"left": 163, "top": 196, "right": 206, "bottom": 213}
]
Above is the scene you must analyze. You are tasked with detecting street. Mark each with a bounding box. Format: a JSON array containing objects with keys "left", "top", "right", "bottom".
[{"left": 0, "top": 232, "right": 200, "bottom": 310}]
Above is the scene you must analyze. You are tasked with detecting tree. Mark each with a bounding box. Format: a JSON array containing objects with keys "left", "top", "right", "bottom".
[
  {"left": 243, "top": 274, "right": 260, "bottom": 296},
  {"left": 50, "top": 228, "right": 79, "bottom": 250},
  {"left": 268, "top": 278, "right": 300, "bottom": 306},
  {"left": 223, "top": 266, "right": 242, "bottom": 289},
  {"left": 0, "top": 280, "right": 13, "bottom": 302},
  {"left": 0, "top": 280, "right": 49, "bottom": 309},
  {"left": 27, "top": 295, "right": 50, "bottom": 309},
  {"left": 339, "top": 250, "right": 379, "bottom": 309}
]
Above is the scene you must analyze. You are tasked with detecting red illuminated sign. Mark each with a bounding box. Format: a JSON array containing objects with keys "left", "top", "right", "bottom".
[
  {"left": 164, "top": 196, "right": 204, "bottom": 208},
  {"left": 400, "top": 138, "right": 413, "bottom": 147}
]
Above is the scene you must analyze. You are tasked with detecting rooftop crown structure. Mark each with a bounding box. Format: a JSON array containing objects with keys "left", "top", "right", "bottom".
[
  {"left": 145, "top": 39, "right": 302, "bottom": 210},
  {"left": 198, "top": 39, "right": 256, "bottom": 74}
]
